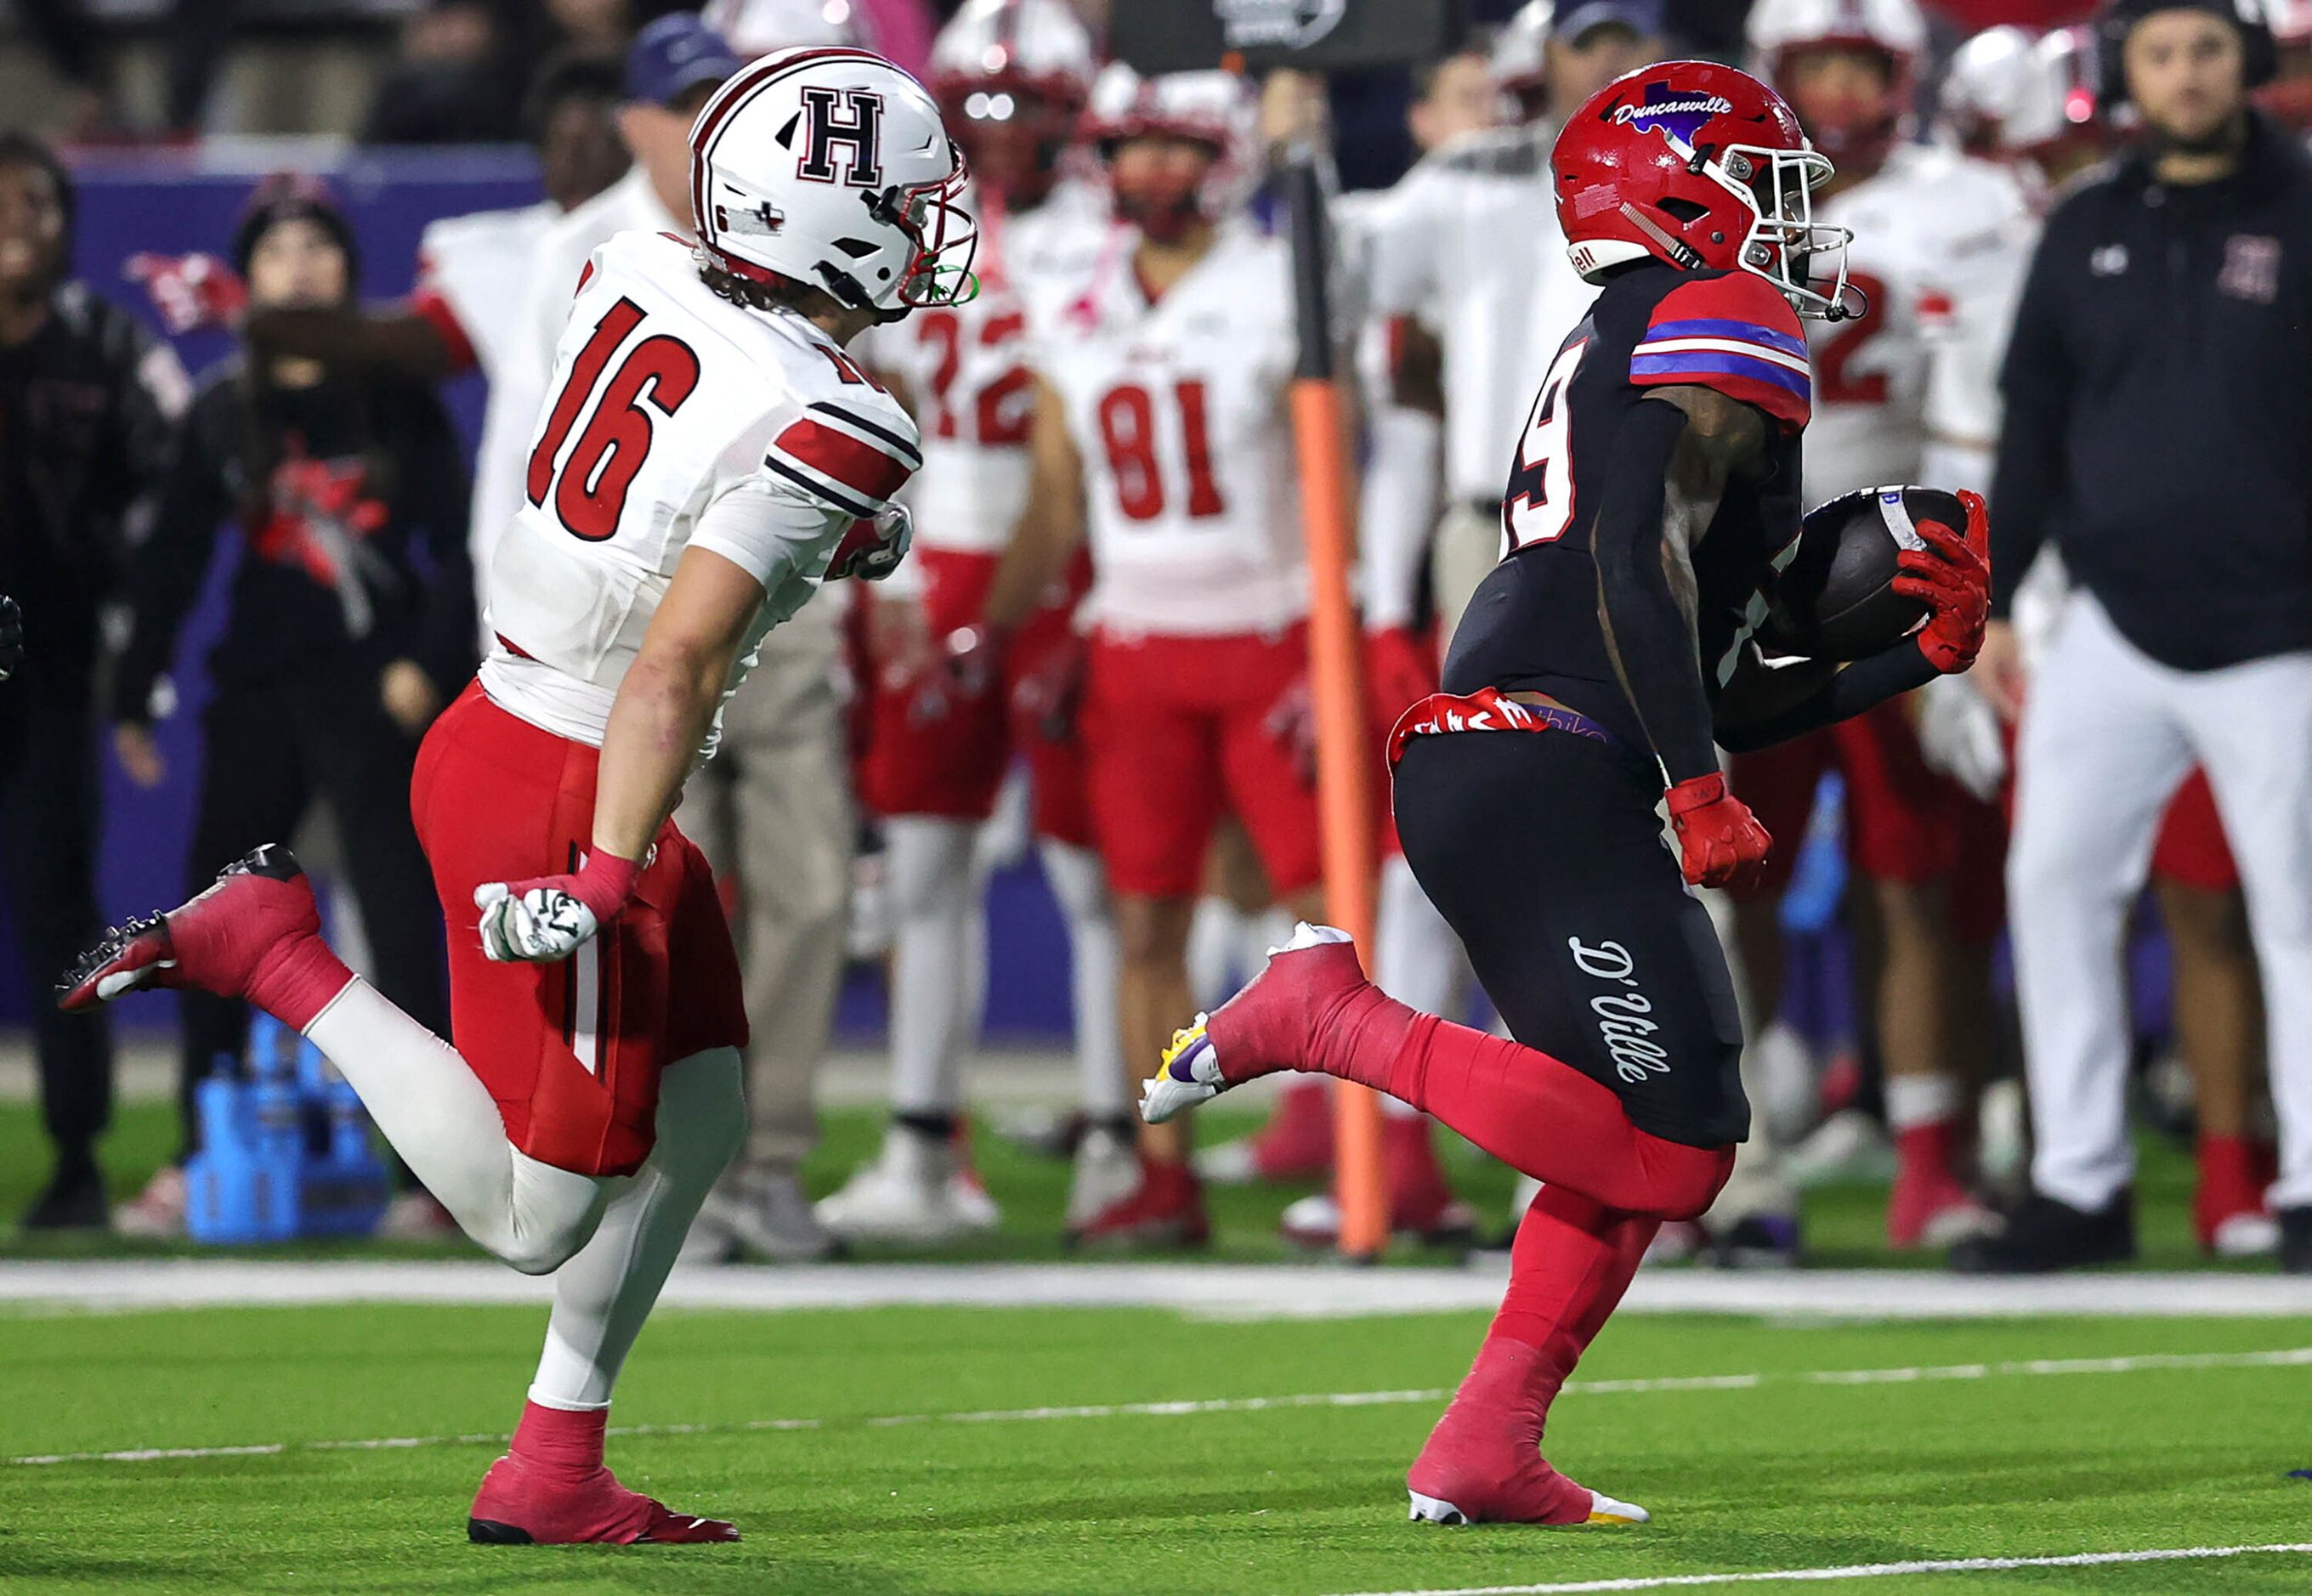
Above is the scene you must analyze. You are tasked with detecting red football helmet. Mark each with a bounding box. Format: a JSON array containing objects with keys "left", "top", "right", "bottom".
[
  {"left": 1552, "top": 59, "right": 1855, "bottom": 320},
  {"left": 929, "top": 0, "right": 1096, "bottom": 208}
]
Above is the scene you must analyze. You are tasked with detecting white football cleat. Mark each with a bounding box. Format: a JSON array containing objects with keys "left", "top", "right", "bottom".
[
  {"left": 1141, "top": 1016, "right": 1222, "bottom": 1125},
  {"left": 1407, "top": 1487, "right": 1648, "bottom": 1527},
  {"left": 813, "top": 1126, "right": 997, "bottom": 1245},
  {"left": 1065, "top": 1125, "right": 1142, "bottom": 1231}
]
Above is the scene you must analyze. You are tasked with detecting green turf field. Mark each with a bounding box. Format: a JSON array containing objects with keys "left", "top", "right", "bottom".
[{"left": 4, "top": 1300, "right": 2312, "bottom": 1593}]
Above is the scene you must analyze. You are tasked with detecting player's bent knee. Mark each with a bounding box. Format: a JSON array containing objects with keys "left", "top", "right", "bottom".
[{"left": 1634, "top": 1134, "right": 1737, "bottom": 1222}]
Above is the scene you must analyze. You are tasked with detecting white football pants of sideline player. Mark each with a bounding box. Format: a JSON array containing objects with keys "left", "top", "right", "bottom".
[{"left": 2008, "top": 591, "right": 2312, "bottom": 1212}]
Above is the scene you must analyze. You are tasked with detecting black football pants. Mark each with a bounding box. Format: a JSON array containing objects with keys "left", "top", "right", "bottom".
[
  {"left": 1391, "top": 726, "right": 1750, "bottom": 1148},
  {"left": 0, "top": 652, "right": 112, "bottom": 1173},
  {"left": 176, "top": 666, "right": 448, "bottom": 1160}
]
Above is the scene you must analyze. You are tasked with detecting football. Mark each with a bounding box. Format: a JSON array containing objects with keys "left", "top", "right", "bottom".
[{"left": 1755, "top": 484, "right": 1966, "bottom": 661}]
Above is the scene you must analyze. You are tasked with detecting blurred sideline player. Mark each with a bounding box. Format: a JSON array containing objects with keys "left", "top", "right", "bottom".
[
  {"left": 1205, "top": 0, "right": 1665, "bottom": 1209},
  {"left": 1942, "top": 30, "right": 2279, "bottom": 1256},
  {"left": 1142, "top": 60, "right": 1992, "bottom": 1521},
  {"left": 976, "top": 65, "right": 1321, "bottom": 1247},
  {"left": 65, "top": 46, "right": 962, "bottom": 1542},
  {"left": 816, "top": 0, "right": 1132, "bottom": 1243},
  {"left": 1720, "top": 0, "right": 2032, "bottom": 1255},
  {"left": 1210, "top": 55, "right": 1505, "bottom": 1247}
]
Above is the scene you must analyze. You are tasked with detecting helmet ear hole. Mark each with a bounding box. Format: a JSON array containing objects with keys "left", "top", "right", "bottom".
[
  {"left": 1658, "top": 196, "right": 1708, "bottom": 224},
  {"left": 833, "top": 237, "right": 878, "bottom": 258}
]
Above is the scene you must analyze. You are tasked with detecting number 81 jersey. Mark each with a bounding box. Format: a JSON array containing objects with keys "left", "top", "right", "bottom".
[
  {"left": 1029, "top": 218, "right": 1308, "bottom": 637},
  {"left": 1443, "top": 265, "right": 1810, "bottom": 744},
  {"left": 484, "top": 230, "right": 919, "bottom": 748}
]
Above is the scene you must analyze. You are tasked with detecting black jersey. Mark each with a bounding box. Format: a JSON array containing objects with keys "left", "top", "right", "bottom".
[{"left": 1442, "top": 264, "right": 1813, "bottom": 753}]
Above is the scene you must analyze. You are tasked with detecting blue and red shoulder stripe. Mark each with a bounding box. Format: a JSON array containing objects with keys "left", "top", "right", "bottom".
[{"left": 1627, "top": 272, "right": 1811, "bottom": 433}]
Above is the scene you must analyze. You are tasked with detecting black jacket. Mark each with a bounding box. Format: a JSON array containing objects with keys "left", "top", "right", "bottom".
[
  {"left": 112, "top": 356, "right": 475, "bottom": 724},
  {"left": 1991, "top": 113, "right": 2312, "bottom": 671},
  {"left": 0, "top": 281, "right": 185, "bottom": 671}
]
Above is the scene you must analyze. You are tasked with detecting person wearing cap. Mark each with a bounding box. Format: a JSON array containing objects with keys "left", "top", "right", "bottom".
[
  {"left": 503, "top": 16, "right": 855, "bottom": 1263},
  {"left": 0, "top": 133, "right": 188, "bottom": 1231},
  {"left": 1963, "top": 0, "right": 2312, "bottom": 1275},
  {"left": 106, "top": 176, "right": 474, "bottom": 1237}
]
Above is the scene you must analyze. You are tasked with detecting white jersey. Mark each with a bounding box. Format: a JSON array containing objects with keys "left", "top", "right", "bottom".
[
  {"left": 870, "top": 179, "right": 1115, "bottom": 554},
  {"left": 1803, "top": 143, "right": 2034, "bottom": 503},
  {"left": 1029, "top": 218, "right": 1306, "bottom": 637},
  {"left": 477, "top": 171, "right": 690, "bottom": 571},
  {"left": 480, "top": 230, "right": 920, "bottom": 750},
  {"left": 1364, "top": 122, "right": 1596, "bottom": 505},
  {"left": 411, "top": 198, "right": 565, "bottom": 636},
  {"left": 413, "top": 200, "right": 558, "bottom": 382}
]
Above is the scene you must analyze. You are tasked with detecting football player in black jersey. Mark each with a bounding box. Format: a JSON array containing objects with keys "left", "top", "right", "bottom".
[{"left": 1140, "top": 60, "right": 1992, "bottom": 1525}]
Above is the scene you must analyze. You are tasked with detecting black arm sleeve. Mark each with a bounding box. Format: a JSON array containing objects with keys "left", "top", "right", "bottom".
[
  {"left": 1713, "top": 637, "right": 1938, "bottom": 754},
  {"left": 1591, "top": 397, "right": 1719, "bottom": 786},
  {"left": 110, "top": 389, "right": 233, "bottom": 724},
  {"left": 1987, "top": 221, "right": 2073, "bottom": 619},
  {"left": 396, "top": 384, "right": 478, "bottom": 695}
]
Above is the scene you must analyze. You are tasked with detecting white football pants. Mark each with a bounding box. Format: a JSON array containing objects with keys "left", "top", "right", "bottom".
[{"left": 2009, "top": 591, "right": 2312, "bottom": 1210}]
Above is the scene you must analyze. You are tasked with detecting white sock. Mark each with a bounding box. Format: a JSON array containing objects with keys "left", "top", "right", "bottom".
[
  {"left": 1186, "top": 896, "right": 1244, "bottom": 1011},
  {"left": 1251, "top": 907, "right": 1295, "bottom": 969},
  {"left": 530, "top": 1048, "right": 745, "bottom": 1411},
  {"left": 305, "top": 978, "right": 608, "bottom": 1274},
  {"left": 885, "top": 816, "right": 979, "bottom": 1117},
  {"left": 1886, "top": 1072, "right": 1963, "bottom": 1134},
  {"left": 1040, "top": 840, "right": 1126, "bottom": 1118},
  {"left": 1374, "top": 855, "right": 1464, "bottom": 1017}
]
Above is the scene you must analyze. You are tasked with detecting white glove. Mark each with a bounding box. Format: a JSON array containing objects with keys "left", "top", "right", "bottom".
[
  {"left": 1914, "top": 673, "right": 2007, "bottom": 802},
  {"left": 472, "top": 851, "right": 638, "bottom": 964}
]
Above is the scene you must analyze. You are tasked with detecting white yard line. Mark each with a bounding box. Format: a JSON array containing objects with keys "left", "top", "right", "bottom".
[
  {"left": 1323, "top": 1542, "right": 2312, "bottom": 1596},
  {"left": 10, "top": 1344, "right": 2309, "bottom": 1469},
  {"left": 3, "top": 1259, "right": 2312, "bottom": 1320}
]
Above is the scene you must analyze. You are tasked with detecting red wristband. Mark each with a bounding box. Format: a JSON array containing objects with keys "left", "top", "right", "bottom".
[{"left": 574, "top": 850, "right": 642, "bottom": 920}]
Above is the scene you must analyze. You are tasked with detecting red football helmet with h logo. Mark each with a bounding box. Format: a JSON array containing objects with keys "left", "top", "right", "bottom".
[{"left": 1552, "top": 60, "right": 1856, "bottom": 320}]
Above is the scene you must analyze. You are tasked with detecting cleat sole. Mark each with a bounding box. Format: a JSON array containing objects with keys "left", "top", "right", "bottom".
[
  {"left": 467, "top": 1518, "right": 536, "bottom": 1545},
  {"left": 1408, "top": 1491, "right": 1470, "bottom": 1525}
]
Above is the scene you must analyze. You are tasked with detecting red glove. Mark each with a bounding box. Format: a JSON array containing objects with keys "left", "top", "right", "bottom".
[
  {"left": 905, "top": 621, "right": 1004, "bottom": 725},
  {"left": 827, "top": 504, "right": 913, "bottom": 583},
  {"left": 1365, "top": 625, "right": 1440, "bottom": 730},
  {"left": 1666, "top": 773, "right": 1773, "bottom": 892},
  {"left": 1012, "top": 629, "right": 1087, "bottom": 742},
  {"left": 1264, "top": 674, "right": 1318, "bottom": 785},
  {"left": 1895, "top": 490, "right": 1992, "bottom": 676},
  {"left": 126, "top": 252, "right": 246, "bottom": 336}
]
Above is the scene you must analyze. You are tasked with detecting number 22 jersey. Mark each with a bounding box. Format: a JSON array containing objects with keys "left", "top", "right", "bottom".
[{"left": 1442, "top": 265, "right": 1812, "bottom": 751}]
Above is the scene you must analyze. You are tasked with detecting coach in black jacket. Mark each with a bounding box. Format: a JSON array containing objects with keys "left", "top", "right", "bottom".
[
  {"left": 1964, "top": 0, "right": 2312, "bottom": 1276},
  {"left": 0, "top": 134, "right": 189, "bottom": 1229}
]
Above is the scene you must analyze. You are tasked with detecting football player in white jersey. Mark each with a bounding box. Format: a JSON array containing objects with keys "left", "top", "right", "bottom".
[
  {"left": 817, "top": 0, "right": 1133, "bottom": 1243},
  {"left": 1724, "top": 0, "right": 2033, "bottom": 1253},
  {"left": 1207, "top": 56, "right": 1504, "bottom": 1248},
  {"left": 961, "top": 65, "right": 1316, "bottom": 1246},
  {"left": 62, "top": 47, "right": 970, "bottom": 1544}
]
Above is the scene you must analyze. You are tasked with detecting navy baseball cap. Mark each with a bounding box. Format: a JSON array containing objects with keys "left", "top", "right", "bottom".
[
  {"left": 625, "top": 14, "right": 742, "bottom": 108},
  {"left": 1553, "top": 0, "right": 1665, "bottom": 42}
]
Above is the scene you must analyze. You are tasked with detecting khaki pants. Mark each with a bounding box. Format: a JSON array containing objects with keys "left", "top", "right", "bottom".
[
  {"left": 677, "top": 600, "right": 853, "bottom": 1178},
  {"left": 1431, "top": 498, "right": 1504, "bottom": 639}
]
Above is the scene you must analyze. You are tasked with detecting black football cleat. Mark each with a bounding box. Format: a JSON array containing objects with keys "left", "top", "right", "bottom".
[
  {"left": 2279, "top": 1207, "right": 2312, "bottom": 1276},
  {"left": 57, "top": 846, "right": 314, "bottom": 1013},
  {"left": 19, "top": 1160, "right": 108, "bottom": 1231},
  {"left": 1949, "top": 1189, "right": 2135, "bottom": 1275}
]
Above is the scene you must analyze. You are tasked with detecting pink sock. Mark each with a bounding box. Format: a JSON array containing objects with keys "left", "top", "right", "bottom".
[{"left": 509, "top": 1401, "right": 608, "bottom": 1477}]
